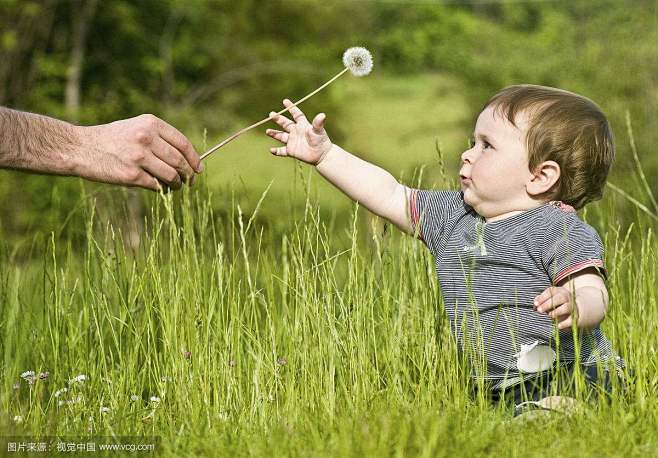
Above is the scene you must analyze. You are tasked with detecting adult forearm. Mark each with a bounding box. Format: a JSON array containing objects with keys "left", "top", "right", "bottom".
[
  {"left": 315, "top": 144, "right": 411, "bottom": 233},
  {"left": 0, "top": 107, "right": 79, "bottom": 175},
  {"left": 575, "top": 286, "right": 608, "bottom": 331}
]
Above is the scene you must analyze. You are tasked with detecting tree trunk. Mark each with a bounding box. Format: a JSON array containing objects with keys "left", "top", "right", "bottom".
[{"left": 65, "top": 0, "right": 98, "bottom": 122}]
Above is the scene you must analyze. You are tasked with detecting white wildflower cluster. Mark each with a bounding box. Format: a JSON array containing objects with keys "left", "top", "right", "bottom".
[
  {"left": 54, "top": 387, "right": 68, "bottom": 398},
  {"left": 130, "top": 394, "right": 139, "bottom": 402},
  {"left": 99, "top": 406, "right": 111, "bottom": 413},
  {"left": 342, "top": 47, "right": 373, "bottom": 77},
  {"left": 57, "top": 394, "right": 83, "bottom": 407},
  {"left": 13, "top": 415, "right": 24, "bottom": 423},
  {"left": 69, "top": 374, "right": 87, "bottom": 384},
  {"left": 20, "top": 371, "right": 36, "bottom": 385},
  {"left": 149, "top": 396, "right": 161, "bottom": 404}
]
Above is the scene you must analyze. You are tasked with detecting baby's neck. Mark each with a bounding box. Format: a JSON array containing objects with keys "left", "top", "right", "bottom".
[
  {"left": 484, "top": 210, "right": 525, "bottom": 223},
  {"left": 482, "top": 200, "right": 550, "bottom": 223}
]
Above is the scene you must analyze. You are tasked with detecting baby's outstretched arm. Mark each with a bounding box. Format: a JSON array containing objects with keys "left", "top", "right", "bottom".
[{"left": 266, "top": 99, "right": 413, "bottom": 234}]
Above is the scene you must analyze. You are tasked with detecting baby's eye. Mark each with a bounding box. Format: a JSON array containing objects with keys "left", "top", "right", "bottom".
[{"left": 483, "top": 141, "right": 493, "bottom": 150}]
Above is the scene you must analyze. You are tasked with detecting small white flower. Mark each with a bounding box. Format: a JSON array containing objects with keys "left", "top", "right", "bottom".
[
  {"left": 69, "top": 374, "right": 87, "bottom": 384},
  {"left": 149, "top": 396, "right": 161, "bottom": 404},
  {"left": 54, "top": 387, "right": 68, "bottom": 397},
  {"left": 130, "top": 395, "right": 139, "bottom": 402},
  {"left": 13, "top": 415, "right": 23, "bottom": 423},
  {"left": 59, "top": 394, "right": 83, "bottom": 407},
  {"left": 20, "top": 371, "right": 36, "bottom": 384},
  {"left": 160, "top": 376, "right": 172, "bottom": 383},
  {"left": 342, "top": 47, "right": 373, "bottom": 77},
  {"left": 12, "top": 382, "right": 20, "bottom": 390},
  {"left": 100, "top": 406, "right": 110, "bottom": 413}
]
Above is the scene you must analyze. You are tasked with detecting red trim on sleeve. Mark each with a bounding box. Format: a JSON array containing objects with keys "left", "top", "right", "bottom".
[
  {"left": 409, "top": 189, "right": 423, "bottom": 241},
  {"left": 553, "top": 259, "right": 606, "bottom": 285}
]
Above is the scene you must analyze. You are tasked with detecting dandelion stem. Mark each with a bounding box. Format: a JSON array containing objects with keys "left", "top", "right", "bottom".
[{"left": 200, "top": 67, "right": 350, "bottom": 161}]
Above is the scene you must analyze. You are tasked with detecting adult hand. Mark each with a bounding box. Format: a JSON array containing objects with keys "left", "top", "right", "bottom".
[{"left": 76, "top": 114, "right": 203, "bottom": 191}]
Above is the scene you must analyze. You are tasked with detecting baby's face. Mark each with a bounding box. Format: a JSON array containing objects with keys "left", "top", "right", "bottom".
[{"left": 459, "top": 105, "right": 535, "bottom": 219}]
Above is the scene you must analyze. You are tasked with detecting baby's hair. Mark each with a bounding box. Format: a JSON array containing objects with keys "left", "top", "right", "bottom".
[{"left": 483, "top": 84, "right": 615, "bottom": 210}]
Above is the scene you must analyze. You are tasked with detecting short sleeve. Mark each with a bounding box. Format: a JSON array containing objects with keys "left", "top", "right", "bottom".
[
  {"left": 408, "top": 189, "right": 464, "bottom": 255},
  {"left": 541, "top": 212, "right": 607, "bottom": 285}
]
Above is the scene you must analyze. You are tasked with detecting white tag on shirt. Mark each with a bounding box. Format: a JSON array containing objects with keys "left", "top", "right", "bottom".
[{"left": 514, "top": 340, "right": 556, "bottom": 373}]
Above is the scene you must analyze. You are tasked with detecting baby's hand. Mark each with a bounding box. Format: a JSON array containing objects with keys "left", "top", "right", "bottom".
[
  {"left": 266, "top": 99, "right": 333, "bottom": 165},
  {"left": 534, "top": 286, "right": 578, "bottom": 330}
]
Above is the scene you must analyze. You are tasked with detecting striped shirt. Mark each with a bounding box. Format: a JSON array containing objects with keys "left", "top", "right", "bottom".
[{"left": 409, "top": 189, "right": 624, "bottom": 390}]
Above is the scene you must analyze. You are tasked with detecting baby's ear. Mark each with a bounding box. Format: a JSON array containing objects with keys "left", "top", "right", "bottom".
[{"left": 527, "top": 160, "right": 560, "bottom": 196}]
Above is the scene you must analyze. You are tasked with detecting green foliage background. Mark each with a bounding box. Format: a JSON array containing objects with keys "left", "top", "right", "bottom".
[{"left": 1, "top": 0, "right": 657, "bottom": 241}]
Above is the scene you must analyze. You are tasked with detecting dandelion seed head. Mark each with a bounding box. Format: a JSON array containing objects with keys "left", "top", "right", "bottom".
[{"left": 342, "top": 47, "right": 373, "bottom": 77}]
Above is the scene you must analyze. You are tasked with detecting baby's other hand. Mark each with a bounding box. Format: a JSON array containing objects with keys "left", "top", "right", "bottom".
[
  {"left": 266, "top": 99, "right": 333, "bottom": 166},
  {"left": 534, "top": 286, "right": 578, "bottom": 330}
]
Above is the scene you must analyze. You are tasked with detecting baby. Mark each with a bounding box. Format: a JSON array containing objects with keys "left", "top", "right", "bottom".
[{"left": 265, "top": 84, "right": 625, "bottom": 408}]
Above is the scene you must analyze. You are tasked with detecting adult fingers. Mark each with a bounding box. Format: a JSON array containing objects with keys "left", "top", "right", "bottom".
[
  {"left": 150, "top": 115, "right": 203, "bottom": 173},
  {"left": 151, "top": 136, "right": 195, "bottom": 184},
  {"left": 270, "top": 146, "right": 288, "bottom": 157},
  {"left": 283, "top": 99, "right": 308, "bottom": 123},
  {"left": 269, "top": 112, "right": 295, "bottom": 133},
  {"left": 132, "top": 171, "right": 162, "bottom": 192},
  {"left": 266, "top": 129, "right": 289, "bottom": 144},
  {"left": 140, "top": 154, "right": 182, "bottom": 190},
  {"left": 311, "top": 113, "right": 326, "bottom": 134}
]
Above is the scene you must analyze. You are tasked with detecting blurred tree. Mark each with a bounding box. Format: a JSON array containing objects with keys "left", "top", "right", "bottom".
[{"left": 0, "top": 0, "right": 656, "bottom": 244}]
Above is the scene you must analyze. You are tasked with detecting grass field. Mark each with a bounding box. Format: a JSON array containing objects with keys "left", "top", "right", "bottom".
[{"left": 2, "top": 74, "right": 658, "bottom": 456}]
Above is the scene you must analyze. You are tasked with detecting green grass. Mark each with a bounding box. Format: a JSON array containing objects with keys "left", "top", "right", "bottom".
[
  {"left": 2, "top": 74, "right": 658, "bottom": 456},
  {"left": 1, "top": 176, "right": 657, "bottom": 456}
]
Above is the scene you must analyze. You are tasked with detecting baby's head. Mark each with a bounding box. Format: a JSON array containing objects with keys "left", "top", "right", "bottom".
[{"left": 459, "top": 84, "right": 615, "bottom": 219}]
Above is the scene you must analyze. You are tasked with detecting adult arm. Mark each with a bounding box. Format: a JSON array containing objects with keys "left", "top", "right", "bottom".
[{"left": 0, "top": 107, "right": 203, "bottom": 190}]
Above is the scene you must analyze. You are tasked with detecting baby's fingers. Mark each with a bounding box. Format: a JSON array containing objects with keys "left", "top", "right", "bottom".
[
  {"left": 311, "top": 113, "right": 326, "bottom": 134},
  {"left": 269, "top": 112, "right": 295, "bottom": 133},
  {"left": 534, "top": 286, "right": 569, "bottom": 312},
  {"left": 283, "top": 99, "right": 308, "bottom": 123},
  {"left": 270, "top": 146, "right": 288, "bottom": 157},
  {"left": 266, "top": 128, "right": 289, "bottom": 144}
]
